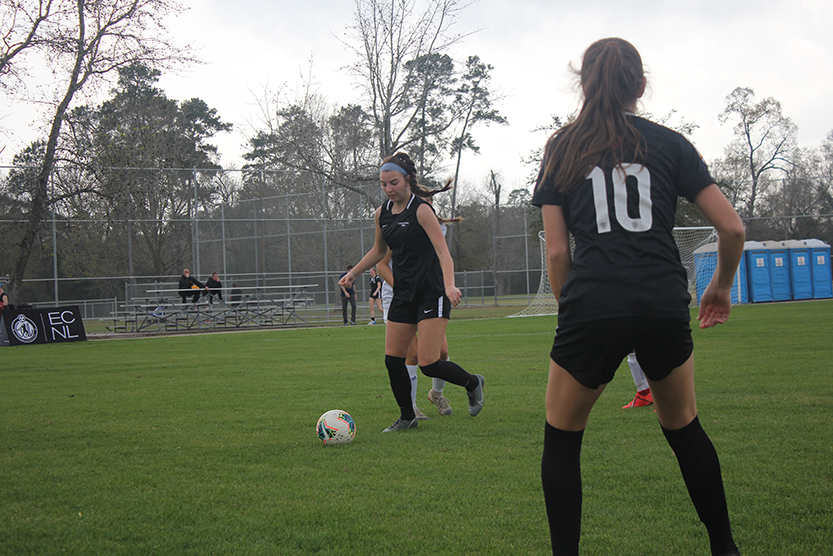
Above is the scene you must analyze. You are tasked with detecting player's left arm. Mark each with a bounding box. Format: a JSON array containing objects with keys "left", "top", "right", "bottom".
[
  {"left": 417, "top": 203, "right": 461, "bottom": 307},
  {"left": 541, "top": 204, "right": 572, "bottom": 301},
  {"left": 376, "top": 248, "right": 394, "bottom": 286}
]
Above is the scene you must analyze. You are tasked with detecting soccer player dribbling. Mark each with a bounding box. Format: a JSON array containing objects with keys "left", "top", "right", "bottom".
[
  {"left": 533, "top": 38, "right": 744, "bottom": 555},
  {"left": 338, "top": 153, "right": 485, "bottom": 432}
]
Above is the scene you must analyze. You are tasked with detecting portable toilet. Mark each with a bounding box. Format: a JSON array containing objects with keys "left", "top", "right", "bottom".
[
  {"left": 744, "top": 241, "right": 772, "bottom": 302},
  {"left": 763, "top": 240, "right": 792, "bottom": 301},
  {"left": 783, "top": 240, "right": 813, "bottom": 300},
  {"left": 803, "top": 239, "right": 832, "bottom": 299},
  {"left": 694, "top": 243, "right": 747, "bottom": 304}
]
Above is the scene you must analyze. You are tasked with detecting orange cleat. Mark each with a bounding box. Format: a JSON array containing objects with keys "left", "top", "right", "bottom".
[{"left": 622, "top": 391, "right": 653, "bottom": 408}]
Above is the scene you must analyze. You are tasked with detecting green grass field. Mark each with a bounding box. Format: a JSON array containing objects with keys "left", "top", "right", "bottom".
[{"left": 2, "top": 301, "right": 832, "bottom": 555}]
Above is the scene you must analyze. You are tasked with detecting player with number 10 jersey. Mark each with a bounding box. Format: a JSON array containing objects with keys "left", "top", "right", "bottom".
[{"left": 532, "top": 115, "right": 714, "bottom": 326}]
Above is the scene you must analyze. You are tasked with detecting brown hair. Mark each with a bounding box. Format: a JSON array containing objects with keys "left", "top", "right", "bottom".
[
  {"left": 381, "top": 152, "right": 455, "bottom": 199},
  {"left": 541, "top": 38, "right": 647, "bottom": 193}
]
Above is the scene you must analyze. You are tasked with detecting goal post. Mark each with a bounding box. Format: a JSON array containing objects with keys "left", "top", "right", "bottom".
[{"left": 509, "top": 226, "right": 718, "bottom": 318}]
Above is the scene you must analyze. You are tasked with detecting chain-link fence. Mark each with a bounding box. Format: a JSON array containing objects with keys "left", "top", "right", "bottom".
[
  {"left": 4, "top": 165, "right": 833, "bottom": 331},
  {"left": 0, "top": 167, "right": 542, "bottom": 328}
]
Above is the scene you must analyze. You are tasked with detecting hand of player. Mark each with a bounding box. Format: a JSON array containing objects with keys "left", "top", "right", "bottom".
[
  {"left": 338, "top": 273, "right": 354, "bottom": 288},
  {"left": 446, "top": 285, "right": 462, "bottom": 308},
  {"left": 697, "top": 283, "right": 732, "bottom": 329}
]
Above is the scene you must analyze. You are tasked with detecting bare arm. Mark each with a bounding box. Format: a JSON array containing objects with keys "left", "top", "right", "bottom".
[
  {"left": 339, "top": 208, "right": 389, "bottom": 288},
  {"left": 376, "top": 249, "right": 394, "bottom": 286},
  {"left": 417, "top": 203, "right": 461, "bottom": 307},
  {"left": 541, "top": 205, "right": 572, "bottom": 301},
  {"left": 693, "top": 184, "right": 745, "bottom": 328}
]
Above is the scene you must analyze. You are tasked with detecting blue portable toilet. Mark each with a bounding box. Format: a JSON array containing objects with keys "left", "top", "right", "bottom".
[
  {"left": 744, "top": 241, "right": 772, "bottom": 302},
  {"left": 763, "top": 240, "right": 791, "bottom": 301},
  {"left": 803, "top": 239, "right": 832, "bottom": 299},
  {"left": 783, "top": 240, "right": 813, "bottom": 300},
  {"left": 694, "top": 243, "right": 747, "bottom": 304}
]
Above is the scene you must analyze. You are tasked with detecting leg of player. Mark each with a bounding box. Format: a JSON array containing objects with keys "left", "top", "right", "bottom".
[
  {"left": 541, "top": 360, "right": 606, "bottom": 556},
  {"left": 382, "top": 321, "right": 419, "bottom": 432},
  {"left": 428, "top": 333, "right": 453, "bottom": 416},
  {"left": 416, "top": 317, "right": 484, "bottom": 417},
  {"left": 406, "top": 336, "right": 428, "bottom": 420},
  {"left": 623, "top": 351, "right": 653, "bottom": 408},
  {"left": 648, "top": 355, "right": 740, "bottom": 556}
]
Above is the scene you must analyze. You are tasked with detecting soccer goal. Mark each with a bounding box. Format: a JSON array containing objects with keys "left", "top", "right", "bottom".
[{"left": 510, "top": 226, "right": 717, "bottom": 317}]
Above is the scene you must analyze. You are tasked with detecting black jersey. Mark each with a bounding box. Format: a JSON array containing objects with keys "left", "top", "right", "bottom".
[
  {"left": 369, "top": 275, "right": 381, "bottom": 296},
  {"left": 531, "top": 116, "right": 714, "bottom": 324},
  {"left": 379, "top": 194, "right": 444, "bottom": 302}
]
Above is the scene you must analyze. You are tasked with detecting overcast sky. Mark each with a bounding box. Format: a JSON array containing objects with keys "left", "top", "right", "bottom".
[{"left": 3, "top": 0, "right": 833, "bottom": 196}]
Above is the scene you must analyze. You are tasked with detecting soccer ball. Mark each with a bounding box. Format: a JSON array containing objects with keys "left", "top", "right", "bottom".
[{"left": 316, "top": 409, "right": 356, "bottom": 445}]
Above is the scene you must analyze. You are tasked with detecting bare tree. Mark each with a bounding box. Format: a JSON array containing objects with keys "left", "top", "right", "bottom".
[
  {"left": 0, "top": 0, "right": 58, "bottom": 88},
  {"left": 446, "top": 55, "right": 506, "bottom": 248},
  {"left": 718, "top": 86, "right": 796, "bottom": 218},
  {"left": 6, "top": 0, "right": 192, "bottom": 300},
  {"left": 345, "top": 0, "right": 472, "bottom": 160}
]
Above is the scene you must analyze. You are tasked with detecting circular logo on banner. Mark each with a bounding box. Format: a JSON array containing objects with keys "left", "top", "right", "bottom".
[{"left": 12, "top": 314, "right": 39, "bottom": 344}]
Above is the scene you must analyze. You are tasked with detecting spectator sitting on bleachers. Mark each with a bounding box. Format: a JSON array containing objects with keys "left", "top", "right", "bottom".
[
  {"left": 178, "top": 269, "right": 206, "bottom": 305},
  {"left": 205, "top": 272, "right": 223, "bottom": 304}
]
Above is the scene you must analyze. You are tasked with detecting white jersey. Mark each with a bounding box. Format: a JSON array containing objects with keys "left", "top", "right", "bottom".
[{"left": 381, "top": 259, "right": 394, "bottom": 322}]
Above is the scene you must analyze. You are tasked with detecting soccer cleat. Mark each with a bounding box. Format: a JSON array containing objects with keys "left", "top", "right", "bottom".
[
  {"left": 368, "top": 320, "right": 376, "bottom": 325},
  {"left": 428, "top": 389, "right": 453, "bottom": 416},
  {"left": 381, "top": 418, "right": 418, "bottom": 432},
  {"left": 413, "top": 407, "right": 430, "bottom": 420},
  {"left": 466, "top": 374, "right": 485, "bottom": 416},
  {"left": 622, "top": 391, "right": 653, "bottom": 408}
]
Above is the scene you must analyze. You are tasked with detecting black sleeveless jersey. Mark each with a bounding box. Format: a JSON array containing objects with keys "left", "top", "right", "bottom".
[
  {"left": 532, "top": 116, "right": 714, "bottom": 324},
  {"left": 379, "top": 194, "right": 444, "bottom": 302}
]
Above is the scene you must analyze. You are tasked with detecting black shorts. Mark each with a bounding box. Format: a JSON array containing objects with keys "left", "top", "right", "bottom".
[
  {"left": 387, "top": 295, "right": 451, "bottom": 324},
  {"left": 550, "top": 317, "right": 694, "bottom": 389},
  {"left": 370, "top": 293, "right": 380, "bottom": 299}
]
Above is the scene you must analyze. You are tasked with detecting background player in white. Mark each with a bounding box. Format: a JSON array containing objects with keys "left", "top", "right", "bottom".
[
  {"left": 533, "top": 38, "right": 744, "bottom": 555},
  {"left": 622, "top": 351, "right": 653, "bottom": 408},
  {"left": 339, "top": 153, "right": 484, "bottom": 432}
]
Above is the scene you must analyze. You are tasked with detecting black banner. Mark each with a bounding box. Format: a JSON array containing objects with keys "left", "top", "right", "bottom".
[{"left": 1, "top": 306, "right": 87, "bottom": 346}]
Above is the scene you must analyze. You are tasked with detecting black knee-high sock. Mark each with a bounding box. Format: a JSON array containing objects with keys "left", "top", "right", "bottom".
[
  {"left": 541, "top": 422, "right": 584, "bottom": 556},
  {"left": 419, "top": 359, "right": 476, "bottom": 389},
  {"left": 662, "top": 416, "right": 738, "bottom": 556},
  {"left": 384, "top": 355, "right": 415, "bottom": 421}
]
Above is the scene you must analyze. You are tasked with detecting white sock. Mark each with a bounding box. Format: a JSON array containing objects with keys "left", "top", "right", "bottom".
[
  {"left": 407, "top": 364, "right": 419, "bottom": 407},
  {"left": 627, "top": 353, "right": 650, "bottom": 392},
  {"left": 432, "top": 356, "right": 448, "bottom": 394},
  {"left": 432, "top": 378, "right": 446, "bottom": 394}
]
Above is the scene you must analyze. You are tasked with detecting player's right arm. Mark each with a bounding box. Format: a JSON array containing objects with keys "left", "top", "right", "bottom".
[
  {"left": 542, "top": 204, "right": 572, "bottom": 301},
  {"left": 339, "top": 207, "right": 388, "bottom": 288},
  {"left": 693, "top": 184, "right": 745, "bottom": 328}
]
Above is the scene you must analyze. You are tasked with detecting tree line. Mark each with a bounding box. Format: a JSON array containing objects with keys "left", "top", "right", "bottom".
[{"left": 1, "top": 0, "right": 832, "bottom": 305}]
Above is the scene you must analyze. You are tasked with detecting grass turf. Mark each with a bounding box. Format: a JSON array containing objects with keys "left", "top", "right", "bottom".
[{"left": 1, "top": 301, "right": 831, "bottom": 555}]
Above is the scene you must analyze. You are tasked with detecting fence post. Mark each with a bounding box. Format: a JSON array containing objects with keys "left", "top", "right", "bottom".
[{"left": 524, "top": 209, "right": 530, "bottom": 303}]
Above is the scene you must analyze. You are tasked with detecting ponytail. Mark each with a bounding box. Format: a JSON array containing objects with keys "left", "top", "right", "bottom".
[{"left": 540, "top": 38, "right": 647, "bottom": 193}]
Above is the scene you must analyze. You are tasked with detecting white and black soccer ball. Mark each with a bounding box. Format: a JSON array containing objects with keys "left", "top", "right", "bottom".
[{"left": 316, "top": 409, "right": 356, "bottom": 445}]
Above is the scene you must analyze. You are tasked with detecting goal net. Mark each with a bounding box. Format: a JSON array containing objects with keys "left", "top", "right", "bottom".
[{"left": 510, "top": 227, "right": 717, "bottom": 317}]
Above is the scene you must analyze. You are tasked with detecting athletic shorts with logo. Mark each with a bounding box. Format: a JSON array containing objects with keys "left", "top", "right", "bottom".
[{"left": 387, "top": 295, "right": 451, "bottom": 325}]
